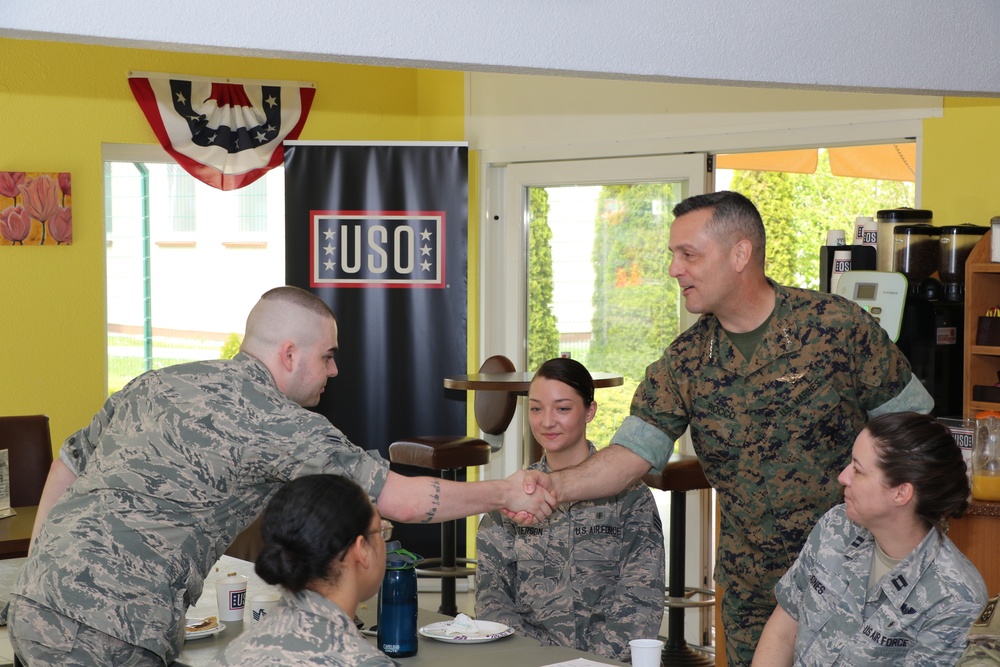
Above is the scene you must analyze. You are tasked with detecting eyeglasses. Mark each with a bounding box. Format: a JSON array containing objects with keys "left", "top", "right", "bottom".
[{"left": 370, "top": 519, "right": 393, "bottom": 541}]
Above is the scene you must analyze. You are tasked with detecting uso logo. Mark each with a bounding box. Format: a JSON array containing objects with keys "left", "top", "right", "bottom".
[{"left": 310, "top": 211, "right": 445, "bottom": 288}]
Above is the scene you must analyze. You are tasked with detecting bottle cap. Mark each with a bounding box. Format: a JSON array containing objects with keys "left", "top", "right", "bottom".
[{"left": 385, "top": 544, "right": 423, "bottom": 569}]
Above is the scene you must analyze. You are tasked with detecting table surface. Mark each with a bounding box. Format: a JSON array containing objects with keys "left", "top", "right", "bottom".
[
  {"left": 444, "top": 372, "right": 624, "bottom": 392},
  {"left": 0, "top": 507, "right": 36, "bottom": 559},
  {"left": 0, "top": 555, "right": 627, "bottom": 667}
]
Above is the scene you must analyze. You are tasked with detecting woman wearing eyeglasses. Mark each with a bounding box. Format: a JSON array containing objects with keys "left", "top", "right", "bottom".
[{"left": 219, "top": 474, "right": 395, "bottom": 666}]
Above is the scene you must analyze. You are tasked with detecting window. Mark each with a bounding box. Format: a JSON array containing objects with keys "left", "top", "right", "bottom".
[{"left": 103, "top": 150, "right": 285, "bottom": 394}]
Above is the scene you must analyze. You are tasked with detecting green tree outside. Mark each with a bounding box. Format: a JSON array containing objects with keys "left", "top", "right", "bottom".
[
  {"left": 527, "top": 187, "right": 560, "bottom": 373},
  {"left": 729, "top": 149, "right": 913, "bottom": 289},
  {"left": 588, "top": 183, "right": 684, "bottom": 382},
  {"left": 220, "top": 333, "right": 242, "bottom": 360}
]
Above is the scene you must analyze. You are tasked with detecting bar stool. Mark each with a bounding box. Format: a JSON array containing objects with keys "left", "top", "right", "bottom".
[
  {"left": 388, "top": 355, "right": 517, "bottom": 616},
  {"left": 643, "top": 453, "right": 715, "bottom": 667}
]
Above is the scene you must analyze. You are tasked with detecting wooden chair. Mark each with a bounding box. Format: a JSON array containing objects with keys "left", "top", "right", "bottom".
[
  {"left": 643, "top": 453, "right": 716, "bottom": 667},
  {"left": 388, "top": 355, "right": 518, "bottom": 615},
  {"left": 0, "top": 414, "right": 54, "bottom": 507}
]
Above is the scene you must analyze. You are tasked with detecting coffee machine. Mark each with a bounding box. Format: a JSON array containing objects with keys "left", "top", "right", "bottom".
[
  {"left": 928, "top": 224, "right": 989, "bottom": 416},
  {"left": 833, "top": 209, "right": 988, "bottom": 418},
  {"left": 889, "top": 222, "right": 939, "bottom": 411}
]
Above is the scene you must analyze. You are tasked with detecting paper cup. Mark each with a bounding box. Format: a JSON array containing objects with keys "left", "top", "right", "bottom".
[
  {"left": 826, "top": 229, "right": 846, "bottom": 246},
  {"left": 629, "top": 638, "right": 664, "bottom": 667},
  {"left": 853, "top": 216, "right": 872, "bottom": 245},
  {"left": 215, "top": 574, "right": 248, "bottom": 623},
  {"left": 862, "top": 217, "right": 878, "bottom": 247},
  {"left": 830, "top": 249, "right": 852, "bottom": 294},
  {"left": 248, "top": 592, "right": 281, "bottom": 624}
]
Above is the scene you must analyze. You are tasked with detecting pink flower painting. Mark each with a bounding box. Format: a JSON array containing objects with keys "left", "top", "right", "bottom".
[{"left": 0, "top": 171, "right": 72, "bottom": 246}]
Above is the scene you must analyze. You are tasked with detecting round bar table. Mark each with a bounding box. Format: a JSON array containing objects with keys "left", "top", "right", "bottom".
[
  {"left": 444, "top": 371, "right": 623, "bottom": 393},
  {"left": 444, "top": 371, "right": 624, "bottom": 462}
]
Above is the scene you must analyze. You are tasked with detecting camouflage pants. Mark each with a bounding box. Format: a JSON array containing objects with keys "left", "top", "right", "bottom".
[
  {"left": 721, "top": 586, "right": 775, "bottom": 667},
  {"left": 8, "top": 595, "right": 163, "bottom": 667}
]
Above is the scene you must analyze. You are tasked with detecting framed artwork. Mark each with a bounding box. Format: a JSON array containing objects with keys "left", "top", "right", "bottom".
[{"left": 0, "top": 171, "right": 73, "bottom": 246}]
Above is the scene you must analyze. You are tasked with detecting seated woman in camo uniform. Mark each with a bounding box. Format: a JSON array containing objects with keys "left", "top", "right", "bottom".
[
  {"left": 219, "top": 474, "right": 394, "bottom": 667},
  {"left": 475, "top": 357, "right": 665, "bottom": 661},
  {"left": 753, "top": 412, "right": 988, "bottom": 667}
]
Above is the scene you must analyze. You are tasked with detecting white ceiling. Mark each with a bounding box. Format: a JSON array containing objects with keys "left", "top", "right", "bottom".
[{"left": 3, "top": 0, "right": 1000, "bottom": 97}]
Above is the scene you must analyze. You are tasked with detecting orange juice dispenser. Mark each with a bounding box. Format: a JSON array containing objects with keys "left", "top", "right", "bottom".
[{"left": 972, "top": 410, "right": 1000, "bottom": 501}]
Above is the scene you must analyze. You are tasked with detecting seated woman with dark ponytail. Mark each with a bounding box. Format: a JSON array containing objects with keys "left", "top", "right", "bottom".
[
  {"left": 753, "top": 412, "right": 988, "bottom": 666},
  {"left": 219, "top": 474, "right": 395, "bottom": 666}
]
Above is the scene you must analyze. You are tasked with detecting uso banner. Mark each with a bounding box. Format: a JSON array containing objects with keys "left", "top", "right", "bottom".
[{"left": 284, "top": 142, "right": 469, "bottom": 557}]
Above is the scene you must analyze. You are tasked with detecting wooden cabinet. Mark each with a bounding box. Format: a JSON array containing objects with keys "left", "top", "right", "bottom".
[
  {"left": 949, "top": 501, "right": 1000, "bottom": 594},
  {"left": 964, "top": 229, "right": 1000, "bottom": 418}
]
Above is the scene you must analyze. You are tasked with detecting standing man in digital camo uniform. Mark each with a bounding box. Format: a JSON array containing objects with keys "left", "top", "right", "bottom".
[
  {"left": 515, "top": 191, "right": 933, "bottom": 666},
  {"left": 8, "top": 285, "right": 555, "bottom": 667}
]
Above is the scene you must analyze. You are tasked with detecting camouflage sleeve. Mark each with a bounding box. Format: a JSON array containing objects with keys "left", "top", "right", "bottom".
[
  {"left": 588, "top": 485, "right": 665, "bottom": 656},
  {"left": 956, "top": 641, "right": 1000, "bottom": 667},
  {"left": 474, "top": 512, "right": 530, "bottom": 634},
  {"left": 59, "top": 388, "right": 125, "bottom": 476},
  {"left": 626, "top": 353, "right": 692, "bottom": 457},
  {"left": 847, "top": 303, "right": 930, "bottom": 414}
]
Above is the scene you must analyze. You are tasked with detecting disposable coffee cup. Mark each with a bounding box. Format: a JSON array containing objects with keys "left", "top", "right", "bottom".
[
  {"left": 629, "top": 638, "right": 664, "bottom": 667},
  {"left": 215, "top": 574, "right": 248, "bottom": 623},
  {"left": 862, "top": 217, "right": 879, "bottom": 247},
  {"left": 248, "top": 592, "right": 280, "bottom": 624},
  {"left": 853, "top": 216, "right": 873, "bottom": 245},
  {"left": 830, "top": 249, "right": 852, "bottom": 294},
  {"left": 826, "top": 229, "right": 846, "bottom": 246}
]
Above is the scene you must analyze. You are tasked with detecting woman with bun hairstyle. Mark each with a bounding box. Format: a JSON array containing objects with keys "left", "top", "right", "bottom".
[
  {"left": 753, "top": 412, "right": 987, "bottom": 666},
  {"left": 219, "top": 474, "right": 394, "bottom": 666}
]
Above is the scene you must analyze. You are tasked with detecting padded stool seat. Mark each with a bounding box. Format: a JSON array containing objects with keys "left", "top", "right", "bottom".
[
  {"left": 387, "top": 436, "right": 492, "bottom": 470},
  {"left": 643, "top": 453, "right": 715, "bottom": 667},
  {"left": 388, "top": 354, "right": 517, "bottom": 616}
]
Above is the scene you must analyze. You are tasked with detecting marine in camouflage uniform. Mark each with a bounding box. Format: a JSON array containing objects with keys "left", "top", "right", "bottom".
[
  {"left": 218, "top": 589, "right": 394, "bottom": 667},
  {"left": 475, "top": 443, "right": 665, "bottom": 662},
  {"left": 774, "top": 503, "right": 987, "bottom": 665},
  {"left": 611, "top": 281, "right": 932, "bottom": 666},
  {"left": 8, "top": 353, "right": 390, "bottom": 666}
]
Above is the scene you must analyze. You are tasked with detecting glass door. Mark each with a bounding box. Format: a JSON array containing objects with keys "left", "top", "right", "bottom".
[
  {"left": 484, "top": 154, "right": 708, "bottom": 470},
  {"left": 483, "top": 153, "right": 712, "bottom": 650}
]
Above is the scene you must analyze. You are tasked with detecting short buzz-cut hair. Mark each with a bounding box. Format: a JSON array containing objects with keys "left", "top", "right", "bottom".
[{"left": 258, "top": 286, "right": 336, "bottom": 322}]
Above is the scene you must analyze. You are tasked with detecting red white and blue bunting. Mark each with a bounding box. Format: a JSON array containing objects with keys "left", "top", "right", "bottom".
[{"left": 128, "top": 72, "right": 315, "bottom": 190}]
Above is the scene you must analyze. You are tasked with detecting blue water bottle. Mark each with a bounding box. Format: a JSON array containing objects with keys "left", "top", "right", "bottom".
[{"left": 377, "top": 541, "right": 421, "bottom": 657}]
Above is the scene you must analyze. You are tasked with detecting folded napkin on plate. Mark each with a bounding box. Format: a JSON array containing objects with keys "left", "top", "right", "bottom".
[{"left": 444, "top": 613, "right": 482, "bottom": 636}]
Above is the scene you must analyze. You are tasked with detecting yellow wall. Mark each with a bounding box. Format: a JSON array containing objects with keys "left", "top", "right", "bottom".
[
  {"left": 0, "top": 37, "right": 465, "bottom": 449},
  {"left": 4, "top": 35, "right": 999, "bottom": 454},
  {"left": 923, "top": 97, "right": 1000, "bottom": 226}
]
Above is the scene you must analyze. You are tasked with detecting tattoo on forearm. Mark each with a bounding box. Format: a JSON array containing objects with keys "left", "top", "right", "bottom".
[{"left": 422, "top": 479, "right": 441, "bottom": 523}]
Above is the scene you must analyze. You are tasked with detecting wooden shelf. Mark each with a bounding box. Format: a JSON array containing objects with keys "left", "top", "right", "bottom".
[
  {"left": 964, "top": 229, "right": 1000, "bottom": 419},
  {"left": 955, "top": 236, "right": 1000, "bottom": 596}
]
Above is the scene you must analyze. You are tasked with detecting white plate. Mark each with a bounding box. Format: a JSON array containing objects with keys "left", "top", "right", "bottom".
[
  {"left": 419, "top": 620, "right": 513, "bottom": 643},
  {"left": 184, "top": 621, "right": 226, "bottom": 640}
]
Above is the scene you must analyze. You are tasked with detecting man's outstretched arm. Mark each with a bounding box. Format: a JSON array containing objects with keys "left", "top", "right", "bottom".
[
  {"left": 375, "top": 469, "right": 557, "bottom": 524},
  {"left": 503, "top": 444, "right": 652, "bottom": 523}
]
